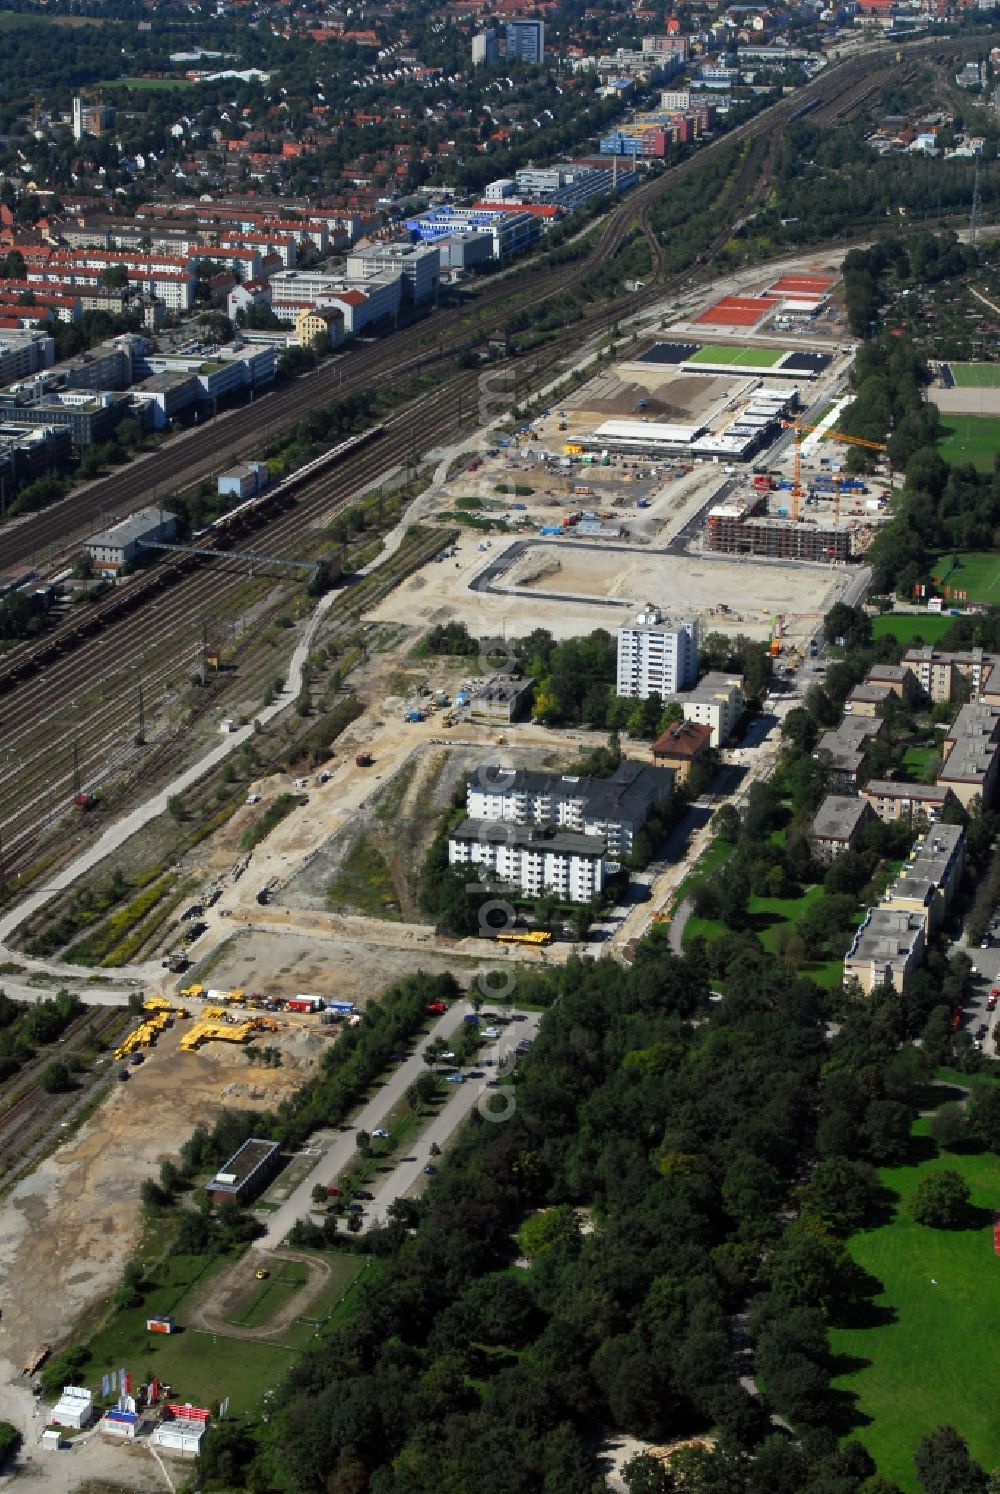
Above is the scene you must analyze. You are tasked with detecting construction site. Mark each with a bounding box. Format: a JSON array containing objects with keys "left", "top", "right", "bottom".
[{"left": 700, "top": 413, "right": 891, "bottom": 562}]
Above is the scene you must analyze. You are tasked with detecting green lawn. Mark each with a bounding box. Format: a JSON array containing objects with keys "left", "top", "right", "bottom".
[
  {"left": 78, "top": 1248, "right": 370, "bottom": 1412},
  {"left": 78, "top": 1251, "right": 295, "bottom": 1414},
  {"left": 928, "top": 551, "right": 1000, "bottom": 603},
  {"left": 672, "top": 837, "right": 734, "bottom": 911},
  {"left": 871, "top": 613, "right": 956, "bottom": 647},
  {"left": 98, "top": 75, "right": 196, "bottom": 90},
  {"left": 688, "top": 344, "right": 784, "bottom": 368},
  {"left": 938, "top": 415, "right": 1000, "bottom": 473},
  {"left": 902, "top": 744, "right": 933, "bottom": 772},
  {"left": 949, "top": 362, "right": 1000, "bottom": 389},
  {"left": 829, "top": 1119, "right": 1000, "bottom": 1491},
  {"left": 226, "top": 1259, "right": 311, "bottom": 1329},
  {"left": 683, "top": 880, "right": 857, "bottom": 990}
]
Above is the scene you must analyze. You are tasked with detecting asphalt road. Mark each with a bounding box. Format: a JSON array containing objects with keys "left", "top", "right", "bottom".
[
  {"left": 253, "top": 1006, "right": 541, "bottom": 1248},
  {"left": 364, "top": 1011, "right": 542, "bottom": 1227},
  {"left": 960, "top": 936, "right": 1000, "bottom": 1058}
]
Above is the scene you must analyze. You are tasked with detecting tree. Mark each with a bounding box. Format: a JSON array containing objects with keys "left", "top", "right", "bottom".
[
  {"left": 159, "top": 1158, "right": 180, "bottom": 1195},
  {"left": 167, "top": 794, "right": 186, "bottom": 823},
  {"left": 909, "top": 1169, "right": 971, "bottom": 1228},
  {"left": 966, "top": 1082, "right": 1000, "bottom": 1152},
  {"left": 781, "top": 707, "right": 818, "bottom": 751},
  {"left": 39, "top": 1060, "right": 70, "bottom": 1094},
  {"left": 824, "top": 602, "right": 871, "bottom": 652},
  {"left": 712, "top": 803, "right": 740, "bottom": 842},
  {"left": 799, "top": 1156, "right": 881, "bottom": 1235},
  {"left": 823, "top": 851, "right": 871, "bottom": 897},
  {"left": 927, "top": 1102, "right": 968, "bottom": 1152},
  {"left": 516, "top": 1204, "right": 581, "bottom": 1260},
  {"left": 0, "top": 1421, "right": 21, "bottom": 1467},
  {"left": 623, "top": 1452, "right": 675, "bottom": 1493},
  {"left": 914, "top": 1426, "right": 987, "bottom": 1494}
]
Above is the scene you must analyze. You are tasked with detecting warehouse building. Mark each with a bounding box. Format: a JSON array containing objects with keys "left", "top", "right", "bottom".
[
  {"left": 468, "top": 673, "right": 534, "bottom": 723},
  {"left": 206, "top": 1137, "right": 282, "bottom": 1205},
  {"left": 84, "top": 505, "right": 177, "bottom": 574}
]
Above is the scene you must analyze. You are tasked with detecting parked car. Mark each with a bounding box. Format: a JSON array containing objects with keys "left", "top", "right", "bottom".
[
  {"left": 371, "top": 1128, "right": 390, "bottom": 1139},
  {"left": 352, "top": 1190, "right": 374, "bottom": 1201},
  {"left": 246, "top": 793, "right": 262, "bottom": 805},
  {"left": 346, "top": 1202, "right": 364, "bottom": 1213},
  {"left": 423, "top": 1165, "right": 437, "bottom": 1175}
]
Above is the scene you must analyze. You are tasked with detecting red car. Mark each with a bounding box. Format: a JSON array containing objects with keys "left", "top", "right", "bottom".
[{"left": 426, "top": 1002, "right": 447, "bottom": 1015}]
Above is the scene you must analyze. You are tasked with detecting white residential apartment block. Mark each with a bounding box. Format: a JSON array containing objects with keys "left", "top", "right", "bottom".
[
  {"left": 681, "top": 672, "right": 744, "bottom": 747},
  {"left": 448, "top": 821, "right": 605, "bottom": 903},
  {"left": 616, "top": 604, "right": 698, "bottom": 700},
  {"left": 465, "top": 761, "right": 673, "bottom": 859}
]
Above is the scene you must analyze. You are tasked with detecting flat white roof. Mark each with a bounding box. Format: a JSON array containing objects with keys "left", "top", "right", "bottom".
[{"left": 594, "top": 418, "right": 701, "bottom": 442}]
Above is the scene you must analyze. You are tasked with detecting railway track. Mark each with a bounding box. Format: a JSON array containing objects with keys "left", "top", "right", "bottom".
[
  {"left": 0, "top": 41, "right": 945, "bottom": 579},
  {"left": 0, "top": 40, "right": 965, "bottom": 886},
  {"left": 0, "top": 1006, "right": 126, "bottom": 1183}
]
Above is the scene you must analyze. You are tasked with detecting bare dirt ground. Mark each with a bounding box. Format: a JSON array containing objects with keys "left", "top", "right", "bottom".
[
  {"left": 281, "top": 739, "right": 571, "bottom": 919},
  {"left": 0, "top": 1026, "right": 306, "bottom": 1444},
  {"left": 575, "top": 371, "right": 739, "bottom": 426},
  {"left": 188, "top": 926, "right": 479, "bottom": 1005},
  {"left": 370, "top": 534, "right": 846, "bottom": 643}
]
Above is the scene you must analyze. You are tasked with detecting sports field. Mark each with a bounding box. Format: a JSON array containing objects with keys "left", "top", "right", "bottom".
[
  {"left": 938, "top": 414, "right": 1000, "bottom": 472},
  {"left": 687, "top": 344, "right": 784, "bottom": 368},
  {"left": 829, "top": 1111, "right": 1000, "bottom": 1491},
  {"left": 950, "top": 363, "right": 1000, "bottom": 389},
  {"left": 929, "top": 551, "right": 1000, "bottom": 602},
  {"left": 871, "top": 613, "right": 955, "bottom": 646}
]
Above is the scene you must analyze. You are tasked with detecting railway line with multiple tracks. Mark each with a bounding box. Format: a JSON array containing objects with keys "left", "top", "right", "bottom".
[{"left": 0, "top": 40, "right": 964, "bottom": 893}]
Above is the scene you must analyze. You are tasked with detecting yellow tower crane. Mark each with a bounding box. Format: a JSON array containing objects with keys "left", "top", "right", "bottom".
[{"left": 781, "top": 420, "right": 888, "bottom": 522}]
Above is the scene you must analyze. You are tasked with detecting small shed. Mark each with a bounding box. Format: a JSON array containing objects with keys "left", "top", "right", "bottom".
[{"left": 40, "top": 1429, "right": 62, "bottom": 1452}]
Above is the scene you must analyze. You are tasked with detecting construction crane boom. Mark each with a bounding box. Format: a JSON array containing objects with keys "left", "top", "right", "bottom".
[{"left": 780, "top": 418, "right": 888, "bottom": 521}]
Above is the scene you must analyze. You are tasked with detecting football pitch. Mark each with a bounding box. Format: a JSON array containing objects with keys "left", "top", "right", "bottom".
[
  {"left": 949, "top": 362, "right": 1000, "bottom": 389},
  {"left": 938, "top": 414, "right": 1000, "bottom": 473},
  {"left": 687, "top": 344, "right": 784, "bottom": 368},
  {"left": 930, "top": 551, "right": 1000, "bottom": 602}
]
